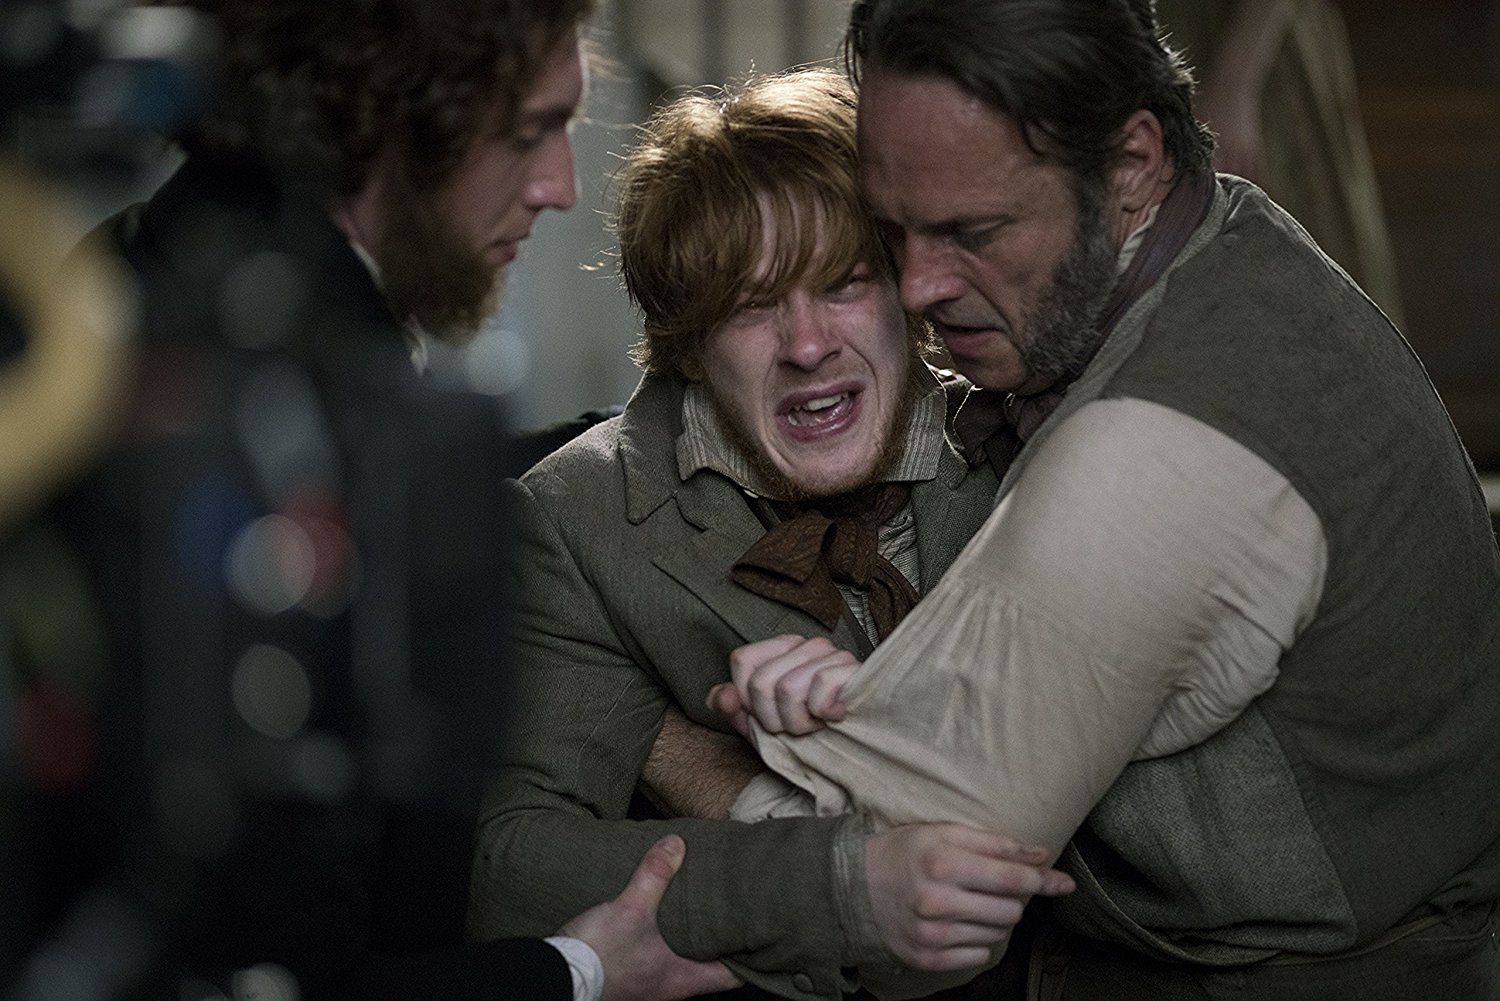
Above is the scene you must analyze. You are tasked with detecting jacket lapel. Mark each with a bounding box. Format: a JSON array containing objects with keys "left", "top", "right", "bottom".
[
  {"left": 655, "top": 470, "right": 876, "bottom": 657},
  {"left": 911, "top": 435, "right": 999, "bottom": 591},
  {"left": 619, "top": 375, "right": 873, "bottom": 656}
]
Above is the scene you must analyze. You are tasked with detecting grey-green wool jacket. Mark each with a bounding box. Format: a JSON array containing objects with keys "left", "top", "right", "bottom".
[{"left": 467, "top": 370, "right": 996, "bottom": 1000}]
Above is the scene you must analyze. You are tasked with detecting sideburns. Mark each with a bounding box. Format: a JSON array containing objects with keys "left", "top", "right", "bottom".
[{"left": 1017, "top": 174, "right": 1118, "bottom": 381}]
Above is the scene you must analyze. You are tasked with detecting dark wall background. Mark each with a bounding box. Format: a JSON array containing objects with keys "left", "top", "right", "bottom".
[{"left": 1338, "top": 0, "right": 1500, "bottom": 469}]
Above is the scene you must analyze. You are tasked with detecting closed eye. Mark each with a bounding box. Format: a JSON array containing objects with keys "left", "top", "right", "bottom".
[{"left": 950, "top": 222, "right": 1004, "bottom": 253}]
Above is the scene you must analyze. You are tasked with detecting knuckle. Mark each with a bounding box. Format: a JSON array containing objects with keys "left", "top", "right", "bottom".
[
  {"left": 924, "top": 853, "right": 956, "bottom": 883},
  {"left": 746, "top": 672, "right": 778, "bottom": 700},
  {"left": 912, "top": 888, "right": 953, "bottom": 921},
  {"left": 773, "top": 672, "right": 803, "bottom": 700},
  {"left": 913, "top": 922, "right": 953, "bottom": 950}
]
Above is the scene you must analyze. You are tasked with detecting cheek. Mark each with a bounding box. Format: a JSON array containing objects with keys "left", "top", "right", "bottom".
[
  {"left": 445, "top": 152, "right": 525, "bottom": 233},
  {"left": 701, "top": 334, "right": 775, "bottom": 420},
  {"left": 981, "top": 222, "right": 1073, "bottom": 301},
  {"left": 973, "top": 258, "right": 1039, "bottom": 318}
]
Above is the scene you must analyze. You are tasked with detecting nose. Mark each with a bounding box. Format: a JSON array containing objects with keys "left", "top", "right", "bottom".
[
  {"left": 895, "top": 235, "right": 964, "bottom": 316},
  {"left": 779, "top": 295, "right": 840, "bottom": 371},
  {"left": 527, "top": 130, "right": 578, "bottom": 213}
]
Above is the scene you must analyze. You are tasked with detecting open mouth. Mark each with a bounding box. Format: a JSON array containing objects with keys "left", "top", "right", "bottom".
[
  {"left": 786, "top": 391, "right": 852, "bottom": 427},
  {"left": 779, "top": 387, "right": 861, "bottom": 439}
]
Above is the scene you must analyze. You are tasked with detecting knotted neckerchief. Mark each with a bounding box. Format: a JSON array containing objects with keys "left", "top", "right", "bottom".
[
  {"left": 730, "top": 481, "right": 918, "bottom": 640},
  {"left": 954, "top": 171, "right": 1216, "bottom": 480}
]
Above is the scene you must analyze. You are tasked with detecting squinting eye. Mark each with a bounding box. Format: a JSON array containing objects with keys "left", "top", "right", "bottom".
[
  {"left": 826, "top": 272, "right": 870, "bottom": 296},
  {"left": 729, "top": 297, "right": 774, "bottom": 320},
  {"left": 952, "top": 225, "right": 1000, "bottom": 253}
]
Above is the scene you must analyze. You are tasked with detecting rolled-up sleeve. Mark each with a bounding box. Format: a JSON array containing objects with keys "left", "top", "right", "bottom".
[{"left": 747, "top": 397, "right": 1327, "bottom": 859}]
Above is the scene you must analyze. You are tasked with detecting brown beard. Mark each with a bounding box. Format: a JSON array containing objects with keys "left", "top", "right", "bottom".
[
  {"left": 708, "top": 359, "right": 924, "bottom": 503},
  {"left": 1017, "top": 177, "right": 1118, "bottom": 380},
  {"left": 374, "top": 169, "right": 501, "bottom": 346}
]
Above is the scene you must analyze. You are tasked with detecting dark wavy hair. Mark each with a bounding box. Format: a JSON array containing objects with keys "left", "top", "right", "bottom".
[
  {"left": 181, "top": 0, "right": 593, "bottom": 195},
  {"left": 845, "top": 0, "right": 1213, "bottom": 184}
]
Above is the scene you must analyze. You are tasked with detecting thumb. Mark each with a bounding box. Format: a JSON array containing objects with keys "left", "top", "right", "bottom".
[
  {"left": 705, "top": 682, "right": 742, "bottom": 716},
  {"left": 615, "top": 834, "right": 686, "bottom": 915},
  {"left": 705, "top": 684, "right": 752, "bottom": 739}
]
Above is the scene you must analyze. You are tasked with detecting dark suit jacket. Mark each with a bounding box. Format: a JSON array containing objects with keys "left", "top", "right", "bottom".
[
  {"left": 42, "top": 152, "right": 571, "bottom": 1001},
  {"left": 469, "top": 371, "right": 998, "bottom": 1000}
]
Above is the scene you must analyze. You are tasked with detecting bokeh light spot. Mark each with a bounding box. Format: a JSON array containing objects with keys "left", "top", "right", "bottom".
[{"left": 231, "top": 645, "right": 313, "bottom": 741}]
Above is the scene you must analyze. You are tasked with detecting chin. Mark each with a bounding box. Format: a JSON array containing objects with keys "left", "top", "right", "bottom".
[{"left": 789, "top": 466, "right": 875, "bottom": 500}]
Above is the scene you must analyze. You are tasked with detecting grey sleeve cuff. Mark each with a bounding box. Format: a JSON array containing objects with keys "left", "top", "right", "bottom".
[{"left": 831, "top": 812, "right": 894, "bottom": 970}]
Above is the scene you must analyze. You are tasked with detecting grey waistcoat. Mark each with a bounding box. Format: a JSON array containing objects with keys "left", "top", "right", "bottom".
[{"left": 1023, "top": 177, "right": 1500, "bottom": 964}]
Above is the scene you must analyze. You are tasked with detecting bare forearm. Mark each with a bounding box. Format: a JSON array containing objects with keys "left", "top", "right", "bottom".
[{"left": 641, "top": 705, "right": 764, "bottom": 819}]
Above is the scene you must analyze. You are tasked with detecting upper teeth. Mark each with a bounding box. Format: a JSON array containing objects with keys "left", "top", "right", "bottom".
[{"left": 800, "top": 394, "right": 844, "bottom": 412}]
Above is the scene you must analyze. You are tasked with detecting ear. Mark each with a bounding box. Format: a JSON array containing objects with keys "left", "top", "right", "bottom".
[
  {"left": 333, "top": 145, "right": 399, "bottom": 252},
  {"left": 1110, "top": 109, "right": 1168, "bottom": 213}
]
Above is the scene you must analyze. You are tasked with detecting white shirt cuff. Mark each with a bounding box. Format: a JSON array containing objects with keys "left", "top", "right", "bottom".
[
  {"left": 728, "top": 769, "right": 814, "bottom": 822},
  {"left": 543, "top": 935, "right": 604, "bottom": 1001}
]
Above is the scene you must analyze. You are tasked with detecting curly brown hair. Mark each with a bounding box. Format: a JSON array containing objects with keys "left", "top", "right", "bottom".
[{"left": 182, "top": 0, "right": 593, "bottom": 195}]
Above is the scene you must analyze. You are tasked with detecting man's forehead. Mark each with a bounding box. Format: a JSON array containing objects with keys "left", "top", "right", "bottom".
[
  {"left": 856, "top": 74, "right": 1050, "bottom": 224},
  {"left": 518, "top": 34, "right": 586, "bottom": 118}
]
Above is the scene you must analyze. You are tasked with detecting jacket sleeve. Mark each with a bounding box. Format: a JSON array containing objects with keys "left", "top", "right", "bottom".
[
  {"left": 467, "top": 476, "right": 884, "bottom": 1001},
  {"left": 340, "top": 938, "right": 573, "bottom": 1001}
]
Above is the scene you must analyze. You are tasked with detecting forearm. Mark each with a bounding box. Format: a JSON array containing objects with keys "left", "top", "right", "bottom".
[
  {"left": 750, "top": 400, "right": 1324, "bottom": 859},
  {"left": 641, "top": 705, "right": 765, "bottom": 819},
  {"left": 470, "top": 790, "right": 871, "bottom": 997}
]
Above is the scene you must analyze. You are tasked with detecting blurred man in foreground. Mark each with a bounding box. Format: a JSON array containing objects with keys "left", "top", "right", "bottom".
[{"left": 20, "top": 1, "right": 732, "bottom": 998}]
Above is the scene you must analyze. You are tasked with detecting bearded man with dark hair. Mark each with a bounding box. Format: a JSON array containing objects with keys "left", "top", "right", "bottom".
[{"left": 715, "top": 1, "right": 1500, "bottom": 999}]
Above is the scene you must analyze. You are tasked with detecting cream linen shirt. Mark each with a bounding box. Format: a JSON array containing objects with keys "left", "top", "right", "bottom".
[{"left": 733, "top": 397, "right": 1328, "bottom": 856}]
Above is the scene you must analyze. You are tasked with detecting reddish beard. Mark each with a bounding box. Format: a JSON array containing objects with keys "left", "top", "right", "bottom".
[
  {"left": 374, "top": 169, "right": 502, "bottom": 346},
  {"left": 706, "top": 359, "right": 923, "bottom": 503}
]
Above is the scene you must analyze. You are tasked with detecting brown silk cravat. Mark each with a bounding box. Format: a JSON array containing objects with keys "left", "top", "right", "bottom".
[
  {"left": 955, "top": 171, "right": 1216, "bottom": 480},
  {"left": 731, "top": 482, "right": 918, "bottom": 640}
]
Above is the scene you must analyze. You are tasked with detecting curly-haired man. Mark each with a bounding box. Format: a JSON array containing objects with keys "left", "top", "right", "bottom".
[{"left": 38, "top": 3, "right": 733, "bottom": 1000}]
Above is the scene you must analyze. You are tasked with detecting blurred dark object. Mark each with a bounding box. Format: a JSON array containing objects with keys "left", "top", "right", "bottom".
[
  {"left": 1155, "top": 0, "right": 1405, "bottom": 327},
  {"left": 1, "top": 2, "right": 215, "bottom": 179},
  {"left": 0, "top": 142, "right": 572, "bottom": 999},
  {"left": 0, "top": 4, "right": 576, "bottom": 991}
]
